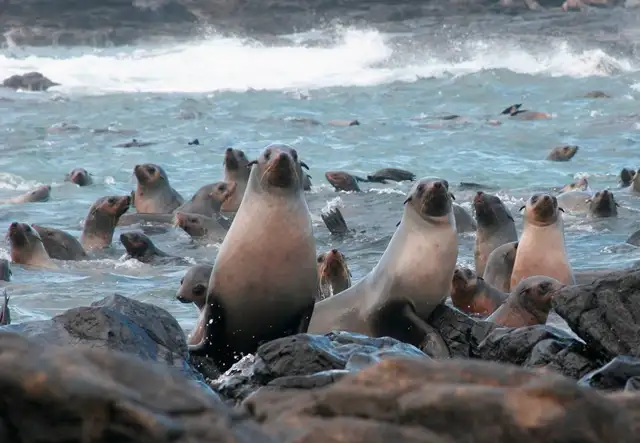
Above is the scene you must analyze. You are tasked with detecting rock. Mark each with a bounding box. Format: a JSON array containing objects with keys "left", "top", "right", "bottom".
[
  {"left": 2, "top": 72, "right": 59, "bottom": 91},
  {"left": 245, "top": 357, "right": 637, "bottom": 443},
  {"left": 2, "top": 293, "right": 203, "bottom": 381},
  {"left": 579, "top": 356, "right": 640, "bottom": 391},
  {"left": 552, "top": 269, "right": 640, "bottom": 359},
  {"left": 212, "top": 331, "right": 428, "bottom": 403},
  {"left": 0, "top": 331, "right": 273, "bottom": 443}
]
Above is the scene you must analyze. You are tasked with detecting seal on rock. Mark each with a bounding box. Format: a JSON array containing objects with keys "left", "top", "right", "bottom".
[
  {"left": 177, "top": 264, "right": 213, "bottom": 345},
  {"left": 120, "top": 231, "right": 189, "bottom": 265},
  {"left": 64, "top": 168, "right": 92, "bottom": 186},
  {"left": 2, "top": 185, "right": 51, "bottom": 204},
  {"left": 189, "top": 143, "right": 318, "bottom": 372},
  {"left": 308, "top": 178, "right": 458, "bottom": 358},
  {"left": 0, "top": 259, "right": 11, "bottom": 282},
  {"left": 588, "top": 190, "right": 618, "bottom": 218},
  {"left": 325, "top": 171, "right": 365, "bottom": 192},
  {"left": 511, "top": 194, "right": 575, "bottom": 287},
  {"left": 501, "top": 104, "right": 551, "bottom": 120},
  {"left": 487, "top": 276, "right": 563, "bottom": 328},
  {"left": 7, "top": 222, "right": 53, "bottom": 268},
  {"left": 450, "top": 266, "right": 507, "bottom": 316},
  {"left": 32, "top": 225, "right": 88, "bottom": 261},
  {"left": 317, "top": 248, "right": 352, "bottom": 301},
  {"left": 133, "top": 163, "right": 184, "bottom": 213},
  {"left": 221, "top": 148, "right": 251, "bottom": 213},
  {"left": 173, "top": 212, "right": 229, "bottom": 242},
  {"left": 482, "top": 241, "right": 518, "bottom": 293},
  {"left": 80, "top": 195, "right": 131, "bottom": 250},
  {"left": 366, "top": 168, "right": 415, "bottom": 183},
  {"left": 547, "top": 145, "right": 579, "bottom": 162},
  {"left": 473, "top": 191, "right": 517, "bottom": 277}
]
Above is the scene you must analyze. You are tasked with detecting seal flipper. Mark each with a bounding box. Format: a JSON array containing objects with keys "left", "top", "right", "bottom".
[
  {"left": 0, "top": 290, "right": 10, "bottom": 326},
  {"left": 353, "top": 175, "right": 368, "bottom": 183},
  {"left": 501, "top": 104, "right": 522, "bottom": 115},
  {"left": 321, "top": 207, "right": 350, "bottom": 236}
]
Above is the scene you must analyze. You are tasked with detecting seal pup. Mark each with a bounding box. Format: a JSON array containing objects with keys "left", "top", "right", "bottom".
[
  {"left": 7, "top": 222, "right": 54, "bottom": 268},
  {"left": 450, "top": 266, "right": 507, "bottom": 316},
  {"left": 176, "top": 181, "right": 236, "bottom": 218},
  {"left": 501, "top": 104, "right": 551, "bottom": 120},
  {"left": 620, "top": 168, "right": 635, "bottom": 188},
  {"left": 173, "top": 212, "right": 229, "bottom": 242},
  {"left": 546, "top": 145, "right": 579, "bottom": 162},
  {"left": 64, "top": 168, "right": 92, "bottom": 186},
  {"left": 80, "top": 195, "right": 131, "bottom": 250},
  {"left": 0, "top": 291, "right": 9, "bottom": 325},
  {"left": 487, "top": 276, "right": 563, "bottom": 328},
  {"left": 325, "top": 171, "right": 366, "bottom": 192},
  {"left": 189, "top": 143, "right": 318, "bottom": 372},
  {"left": 317, "top": 248, "right": 352, "bottom": 301},
  {"left": 120, "top": 232, "right": 189, "bottom": 265},
  {"left": 1, "top": 185, "right": 51, "bottom": 204},
  {"left": 588, "top": 190, "right": 618, "bottom": 217},
  {"left": 367, "top": 168, "right": 416, "bottom": 183},
  {"left": 453, "top": 204, "right": 477, "bottom": 233},
  {"left": 483, "top": 241, "right": 518, "bottom": 293},
  {"left": 177, "top": 264, "right": 213, "bottom": 345},
  {"left": 32, "top": 225, "right": 88, "bottom": 261},
  {"left": 473, "top": 191, "right": 517, "bottom": 277},
  {"left": 221, "top": 147, "right": 251, "bottom": 213},
  {"left": 0, "top": 259, "right": 11, "bottom": 282},
  {"left": 511, "top": 194, "right": 575, "bottom": 287},
  {"left": 133, "top": 163, "right": 184, "bottom": 213},
  {"left": 308, "top": 178, "right": 457, "bottom": 358}
]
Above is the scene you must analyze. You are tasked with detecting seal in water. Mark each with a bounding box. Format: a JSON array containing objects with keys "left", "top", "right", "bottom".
[
  {"left": 115, "top": 138, "right": 156, "bottom": 148},
  {"left": 453, "top": 203, "right": 477, "bottom": 233},
  {"left": 482, "top": 241, "right": 518, "bottom": 293},
  {"left": 32, "top": 225, "right": 88, "bottom": 261},
  {"left": 308, "top": 178, "right": 457, "bottom": 358},
  {"left": 221, "top": 147, "right": 251, "bottom": 213},
  {"left": 7, "top": 222, "right": 53, "bottom": 268},
  {"left": 133, "top": 163, "right": 184, "bottom": 213},
  {"left": 546, "top": 145, "right": 579, "bottom": 162},
  {"left": 120, "top": 231, "right": 189, "bottom": 265},
  {"left": 588, "top": 190, "right": 618, "bottom": 218},
  {"left": 177, "top": 264, "right": 213, "bottom": 345},
  {"left": 325, "top": 171, "right": 366, "bottom": 192},
  {"left": 64, "top": 168, "right": 92, "bottom": 186},
  {"left": 366, "top": 168, "right": 416, "bottom": 183},
  {"left": 629, "top": 170, "right": 640, "bottom": 193},
  {"left": 189, "top": 143, "right": 318, "bottom": 372},
  {"left": 1, "top": 185, "right": 51, "bottom": 204},
  {"left": 450, "top": 266, "right": 507, "bottom": 316},
  {"left": 487, "top": 276, "right": 564, "bottom": 328},
  {"left": 0, "top": 291, "right": 9, "bottom": 325},
  {"left": 473, "top": 191, "right": 517, "bottom": 277},
  {"left": 173, "top": 212, "right": 229, "bottom": 242},
  {"left": 321, "top": 206, "right": 352, "bottom": 236},
  {"left": 511, "top": 194, "right": 575, "bottom": 287},
  {"left": 0, "top": 259, "right": 11, "bottom": 282},
  {"left": 177, "top": 181, "right": 236, "bottom": 218},
  {"left": 620, "top": 168, "right": 635, "bottom": 188},
  {"left": 501, "top": 104, "right": 551, "bottom": 120},
  {"left": 317, "top": 248, "right": 352, "bottom": 301},
  {"left": 80, "top": 195, "right": 131, "bottom": 250},
  {"left": 560, "top": 177, "right": 589, "bottom": 193}
]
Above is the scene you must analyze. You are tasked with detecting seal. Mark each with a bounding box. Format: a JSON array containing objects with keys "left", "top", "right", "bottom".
[
  {"left": 0, "top": 259, "right": 11, "bottom": 282},
  {"left": 588, "top": 190, "right": 618, "bottom": 217},
  {"left": 115, "top": 139, "right": 156, "bottom": 148},
  {"left": 308, "top": 178, "right": 457, "bottom": 358},
  {"left": 317, "top": 248, "right": 352, "bottom": 301},
  {"left": 303, "top": 172, "right": 313, "bottom": 191},
  {"left": 366, "top": 168, "right": 416, "bottom": 183},
  {"left": 560, "top": 177, "right": 589, "bottom": 193},
  {"left": 64, "top": 168, "right": 92, "bottom": 186},
  {"left": 482, "top": 241, "right": 518, "bottom": 293},
  {"left": 327, "top": 119, "right": 360, "bottom": 127},
  {"left": 80, "top": 195, "right": 131, "bottom": 250},
  {"left": 189, "top": 143, "right": 318, "bottom": 372},
  {"left": 32, "top": 225, "right": 88, "bottom": 261},
  {"left": 546, "top": 145, "right": 579, "bottom": 162},
  {"left": 321, "top": 206, "right": 352, "bottom": 236},
  {"left": 221, "top": 147, "right": 251, "bottom": 213},
  {"left": 177, "top": 181, "right": 236, "bottom": 218},
  {"left": 453, "top": 204, "right": 477, "bottom": 233},
  {"left": 629, "top": 170, "right": 640, "bottom": 193},
  {"left": 7, "top": 222, "right": 54, "bottom": 268},
  {"left": 556, "top": 189, "right": 593, "bottom": 212},
  {"left": 501, "top": 104, "right": 551, "bottom": 120},
  {"left": 487, "top": 275, "right": 564, "bottom": 328},
  {"left": 511, "top": 194, "right": 575, "bottom": 287},
  {"left": 173, "top": 212, "right": 229, "bottom": 242},
  {"left": 584, "top": 90, "right": 610, "bottom": 98},
  {"left": 120, "top": 231, "right": 189, "bottom": 265},
  {"left": 450, "top": 266, "right": 507, "bottom": 316},
  {"left": 177, "top": 264, "right": 213, "bottom": 345},
  {"left": 2, "top": 185, "right": 51, "bottom": 204},
  {"left": 133, "top": 163, "right": 184, "bottom": 213},
  {"left": 473, "top": 191, "right": 517, "bottom": 276},
  {"left": 325, "top": 171, "right": 366, "bottom": 192},
  {"left": 0, "top": 290, "right": 9, "bottom": 325},
  {"left": 620, "top": 168, "right": 635, "bottom": 188}
]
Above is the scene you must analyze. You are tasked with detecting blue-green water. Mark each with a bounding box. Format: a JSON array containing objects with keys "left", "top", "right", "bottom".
[{"left": 2, "top": 20, "right": 640, "bottom": 334}]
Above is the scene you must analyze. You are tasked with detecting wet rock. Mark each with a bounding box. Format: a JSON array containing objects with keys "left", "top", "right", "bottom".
[
  {"left": 2, "top": 293, "right": 202, "bottom": 381},
  {"left": 578, "top": 356, "right": 640, "bottom": 391},
  {"left": 523, "top": 337, "right": 600, "bottom": 379},
  {"left": 2, "top": 72, "right": 59, "bottom": 91},
  {"left": 245, "top": 357, "right": 637, "bottom": 443},
  {"left": 552, "top": 269, "right": 640, "bottom": 359},
  {"left": 0, "top": 331, "right": 272, "bottom": 443}
]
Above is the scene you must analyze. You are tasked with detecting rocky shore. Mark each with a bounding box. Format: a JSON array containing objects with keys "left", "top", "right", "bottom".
[{"left": 1, "top": 268, "right": 639, "bottom": 442}]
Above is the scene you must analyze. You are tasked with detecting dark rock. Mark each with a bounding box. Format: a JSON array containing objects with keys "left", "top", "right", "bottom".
[
  {"left": 0, "top": 331, "right": 273, "bottom": 443},
  {"left": 524, "top": 338, "right": 600, "bottom": 379},
  {"left": 552, "top": 269, "right": 640, "bottom": 359},
  {"left": 579, "top": 356, "right": 640, "bottom": 391},
  {"left": 245, "top": 357, "right": 637, "bottom": 443},
  {"left": 2, "top": 72, "right": 59, "bottom": 91}
]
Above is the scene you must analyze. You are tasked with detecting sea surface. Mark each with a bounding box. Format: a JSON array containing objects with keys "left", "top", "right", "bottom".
[{"left": 2, "top": 11, "right": 640, "bottom": 334}]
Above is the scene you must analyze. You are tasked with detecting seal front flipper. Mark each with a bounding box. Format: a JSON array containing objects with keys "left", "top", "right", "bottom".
[
  {"left": 321, "top": 207, "right": 350, "bottom": 236},
  {"left": 0, "top": 290, "right": 10, "bottom": 326}
]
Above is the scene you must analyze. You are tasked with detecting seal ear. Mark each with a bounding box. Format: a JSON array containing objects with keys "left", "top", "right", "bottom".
[
  {"left": 519, "top": 205, "right": 525, "bottom": 212},
  {"left": 300, "top": 161, "right": 310, "bottom": 170},
  {"left": 396, "top": 220, "right": 401, "bottom": 227},
  {"left": 403, "top": 196, "right": 412, "bottom": 205},
  {"left": 449, "top": 192, "right": 456, "bottom": 201}
]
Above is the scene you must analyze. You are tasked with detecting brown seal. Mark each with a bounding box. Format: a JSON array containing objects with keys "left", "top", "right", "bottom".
[
  {"left": 2, "top": 185, "right": 51, "bottom": 204},
  {"left": 317, "top": 248, "right": 351, "bottom": 301},
  {"left": 80, "top": 195, "right": 131, "bottom": 250},
  {"left": 133, "top": 163, "right": 184, "bottom": 213},
  {"left": 189, "top": 143, "right": 317, "bottom": 372},
  {"left": 64, "top": 168, "right": 92, "bottom": 186},
  {"left": 511, "top": 194, "right": 575, "bottom": 287},
  {"left": 221, "top": 147, "right": 251, "bottom": 213},
  {"left": 327, "top": 119, "right": 360, "bottom": 127},
  {"left": 7, "top": 222, "right": 53, "bottom": 268},
  {"left": 453, "top": 204, "right": 477, "bottom": 233},
  {"left": 173, "top": 212, "right": 229, "bottom": 242},
  {"left": 177, "top": 181, "right": 236, "bottom": 218},
  {"left": 584, "top": 90, "right": 610, "bottom": 98},
  {"left": 120, "top": 232, "right": 189, "bottom": 265},
  {"left": 325, "top": 171, "right": 365, "bottom": 192},
  {"left": 0, "top": 259, "right": 11, "bottom": 282},
  {"left": 450, "top": 266, "right": 507, "bottom": 316},
  {"left": 620, "top": 168, "right": 635, "bottom": 188},
  {"left": 547, "top": 145, "right": 579, "bottom": 162},
  {"left": 482, "top": 241, "right": 518, "bottom": 293},
  {"left": 588, "top": 190, "right": 618, "bottom": 218},
  {"left": 32, "top": 225, "right": 88, "bottom": 261},
  {"left": 303, "top": 172, "right": 313, "bottom": 191},
  {"left": 177, "top": 264, "right": 213, "bottom": 345},
  {"left": 487, "top": 275, "right": 564, "bottom": 328},
  {"left": 560, "top": 177, "right": 589, "bottom": 193},
  {"left": 501, "top": 104, "right": 551, "bottom": 120},
  {"left": 367, "top": 168, "right": 415, "bottom": 183}
]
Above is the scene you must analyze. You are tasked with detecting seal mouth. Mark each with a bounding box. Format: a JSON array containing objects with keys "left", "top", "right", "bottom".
[
  {"left": 452, "top": 268, "right": 467, "bottom": 285},
  {"left": 472, "top": 192, "right": 493, "bottom": 221},
  {"left": 176, "top": 295, "right": 190, "bottom": 304},
  {"left": 116, "top": 196, "right": 132, "bottom": 217},
  {"left": 264, "top": 152, "right": 295, "bottom": 188}
]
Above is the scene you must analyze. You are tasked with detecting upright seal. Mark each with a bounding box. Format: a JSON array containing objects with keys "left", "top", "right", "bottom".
[
  {"left": 317, "top": 248, "right": 352, "bottom": 300},
  {"left": 80, "top": 195, "right": 131, "bottom": 250},
  {"left": 220, "top": 147, "right": 251, "bottom": 213},
  {"left": 7, "top": 222, "right": 54, "bottom": 268},
  {"left": 482, "top": 241, "right": 518, "bottom": 293},
  {"left": 132, "top": 163, "right": 184, "bottom": 213}
]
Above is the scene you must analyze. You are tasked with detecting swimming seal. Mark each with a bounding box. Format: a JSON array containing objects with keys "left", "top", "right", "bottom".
[
  {"left": 177, "top": 181, "right": 236, "bottom": 218},
  {"left": 133, "top": 163, "right": 184, "bottom": 213},
  {"left": 173, "top": 212, "right": 229, "bottom": 242},
  {"left": 7, "top": 222, "right": 54, "bottom": 268},
  {"left": 0, "top": 259, "right": 11, "bottom": 282},
  {"left": 317, "top": 248, "right": 352, "bottom": 301},
  {"left": 487, "top": 276, "right": 564, "bottom": 328},
  {"left": 482, "top": 241, "right": 518, "bottom": 293},
  {"left": 588, "top": 190, "right": 618, "bottom": 218},
  {"left": 325, "top": 171, "right": 366, "bottom": 192},
  {"left": 450, "top": 266, "right": 507, "bottom": 316},
  {"left": 189, "top": 143, "right": 318, "bottom": 372},
  {"left": 2, "top": 185, "right": 51, "bottom": 204},
  {"left": 547, "top": 145, "right": 579, "bottom": 162},
  {"left": 221, "top": 148, "right": 251, "bottom": 213},
  {"left": 501, "top": 104, "right": 551, "bottom": 120},
  {"left": 366, "top": 168, "right": 416, "bottom": 183},
  {"left": 32, "top": 225, "right": 88, "bottom": 261},
  {"left": 115, "top": 139, "right": 156, "bottom": 148},
  {"left": 64, "top": 168, "right": 92, "bottom": 186},
  {"left": 473, "top": 191, "right": 517, "bottom": 276},
  {"left": 120, "top": 231, "right": 189, "bottom": 265},
  {"left": 620, "top": 168, "right": 635, "bottom": 188},
  {"left": 177, "top": 264, "right": 213, "bottom": 345},
  {"left": 560, "top": 177, "right": 589, "bottom": 193},
  {"left": 80, "top": 195, "right": 131, "bottom": 250},
  {"left": 511, "top": 194, "right": 575, "bottom": 287},
  {"left": 308, "top": 178, "right": 457, "bottom": 358}
]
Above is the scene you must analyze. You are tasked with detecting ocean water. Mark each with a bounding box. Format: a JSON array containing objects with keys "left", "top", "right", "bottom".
[{"left": 2, "top": 15, "right": 640, "bottom": 335}]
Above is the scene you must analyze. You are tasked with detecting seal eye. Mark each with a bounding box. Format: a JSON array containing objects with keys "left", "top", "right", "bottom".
[
  {"left": 552, "top": 196, "right": 558, "bottom": 205},
  {"left": 147, "top": 166, "right": 156, "bottom": 174},
  {"left": 538, "top": 282, "right": 552, "bottom": 293},
  {"left": 317, "top": 254, "right": 325, "bottom": 263},
  {"left": 417, "top": 184, "right": 425, "bottom": 194},
  {"left": 442, "top": 180, "right": 449, "bottom": 189},
  {"left": 193, "top": 284, "right": 206, "bottom": 296},
  {"left": 219, "top": 184, "right": 227, "bottom": 191},
  {"left": 264, "top": 150, "right": 271, "bottom": 161},
  {"left": 530, "top": 195, "right": 539, "bottom": 204},
  {"left": 108, "top": 197, "right": 116, "bottom": 205}
]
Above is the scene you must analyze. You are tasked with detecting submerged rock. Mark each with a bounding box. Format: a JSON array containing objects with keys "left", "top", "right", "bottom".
[
  {"left": 2, "top": 72, "right": 59, "bottom": 91},
  {"left": 579, "top": 356, "right": 640, "bottom": 391}
]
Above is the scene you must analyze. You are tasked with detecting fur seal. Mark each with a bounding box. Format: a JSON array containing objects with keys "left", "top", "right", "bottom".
[
  {"left": 547, "top": 145, "right": 579, "bottom": 161},
  {"left": 317, "top": 248, "right": 351, "bottom": 301},
  {"left": 321, "top": 207, "right": 352, "bottom": 236},
  {"left": 2, "top": 185, "right": 51, "bottom": 204},
  {"left": 450, "top": 266, "right": 507, "bottom": 316},
  {"left": 328, "top": 119, "right": 360, "bottom": 127},
  {"left": 0, "top": 259, "right": 11, "bottom": 282},
  {"left": 511, "top": 194, "right": 575, "bottom": 287},
  {"left": 120, "top": 231, "right": 188, "bottom": 265},
  {"left": 325, "top": 171, "right": 366, "bottom": 192},
  {"left": 177, "top": 181, "right": 236, "bottom": 218},
  {"left": 560, "top": 177, "right": 589, "bottom": 193},
  {"left": 0, "top": 291, "right": 9, "bottom": 325},
  {"left": 629, "top": 170, "right": 640, "bottom": 193},
  {"left": 189, "top": 144, "right": 318, "bottom": 371},
  {"left": 64, "top": 168, "right": 92, "bottom": 186},
  {"left": 584, "top": 90, "right": 610, "bottom": 98},
  {"left": 80, "top": 195, "right": 131, "bottom": 250},
  {"left": 473, "top": 191, "right": 517, "bottom": 277},
  {"left": 7, "top": 222, "right": 53, "bottom": 268},
  {"left": 501, "top": 104, "right": 551, "bottom": 120},
  {"left": 173, "top": 212, "right": 229, "bottom": 242},
  {"left": 588, "top": 190, "right": 618, "bottom": 217},
  {"left": 177, "top": 264, "right": 213, "bottom": 345},
  {"left": 487, "top": 276, "right": 563, "bottom": 328},
  {"left": 620, "top": 168, "right": 635, "bottom": 188},
  {"left": 367, "top": 168, "right": 416, "bottom": 183},
  {"left": 115, "top": 139, "right": 155, "bottom": 148},
  {"left": 483, "top": 241, "right": 518, "bottom": 293},
  {"left": 133, "top": 163, "right": 184, "bottom": 213},
  {"left": 32, "top": 225, "right": 88, "bottom": 261},
  {"left": 221, "top": 148, "right": 251, "bottom": 213},
  {"left": 453, "top": 204, "right": 477, "bottom": 233},
  {"left": 308, "top": 178, "right": 457, "bottom": 358}
]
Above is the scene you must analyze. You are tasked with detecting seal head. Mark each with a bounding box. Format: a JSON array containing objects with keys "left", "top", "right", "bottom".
[
  {"left": 65, "top": 168, "right": 92, "bottom": 186},
  {"left": 81, "top": 195, "right": 131, "bottom": 250},
  {"left": 176, "top": 264, "right": 213, "bottom": 309},
  {"left": 588, "top": 190, "right": 618, "bottom": 218},
  {"left": 317, "top": 248, "right": 351, "bottom": 300},
  {"left": 520, "top": 193, "right": 563, "bottom": 227},
  {"left": 7, "top": 222, "right": 50, "bottom": 266}
]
